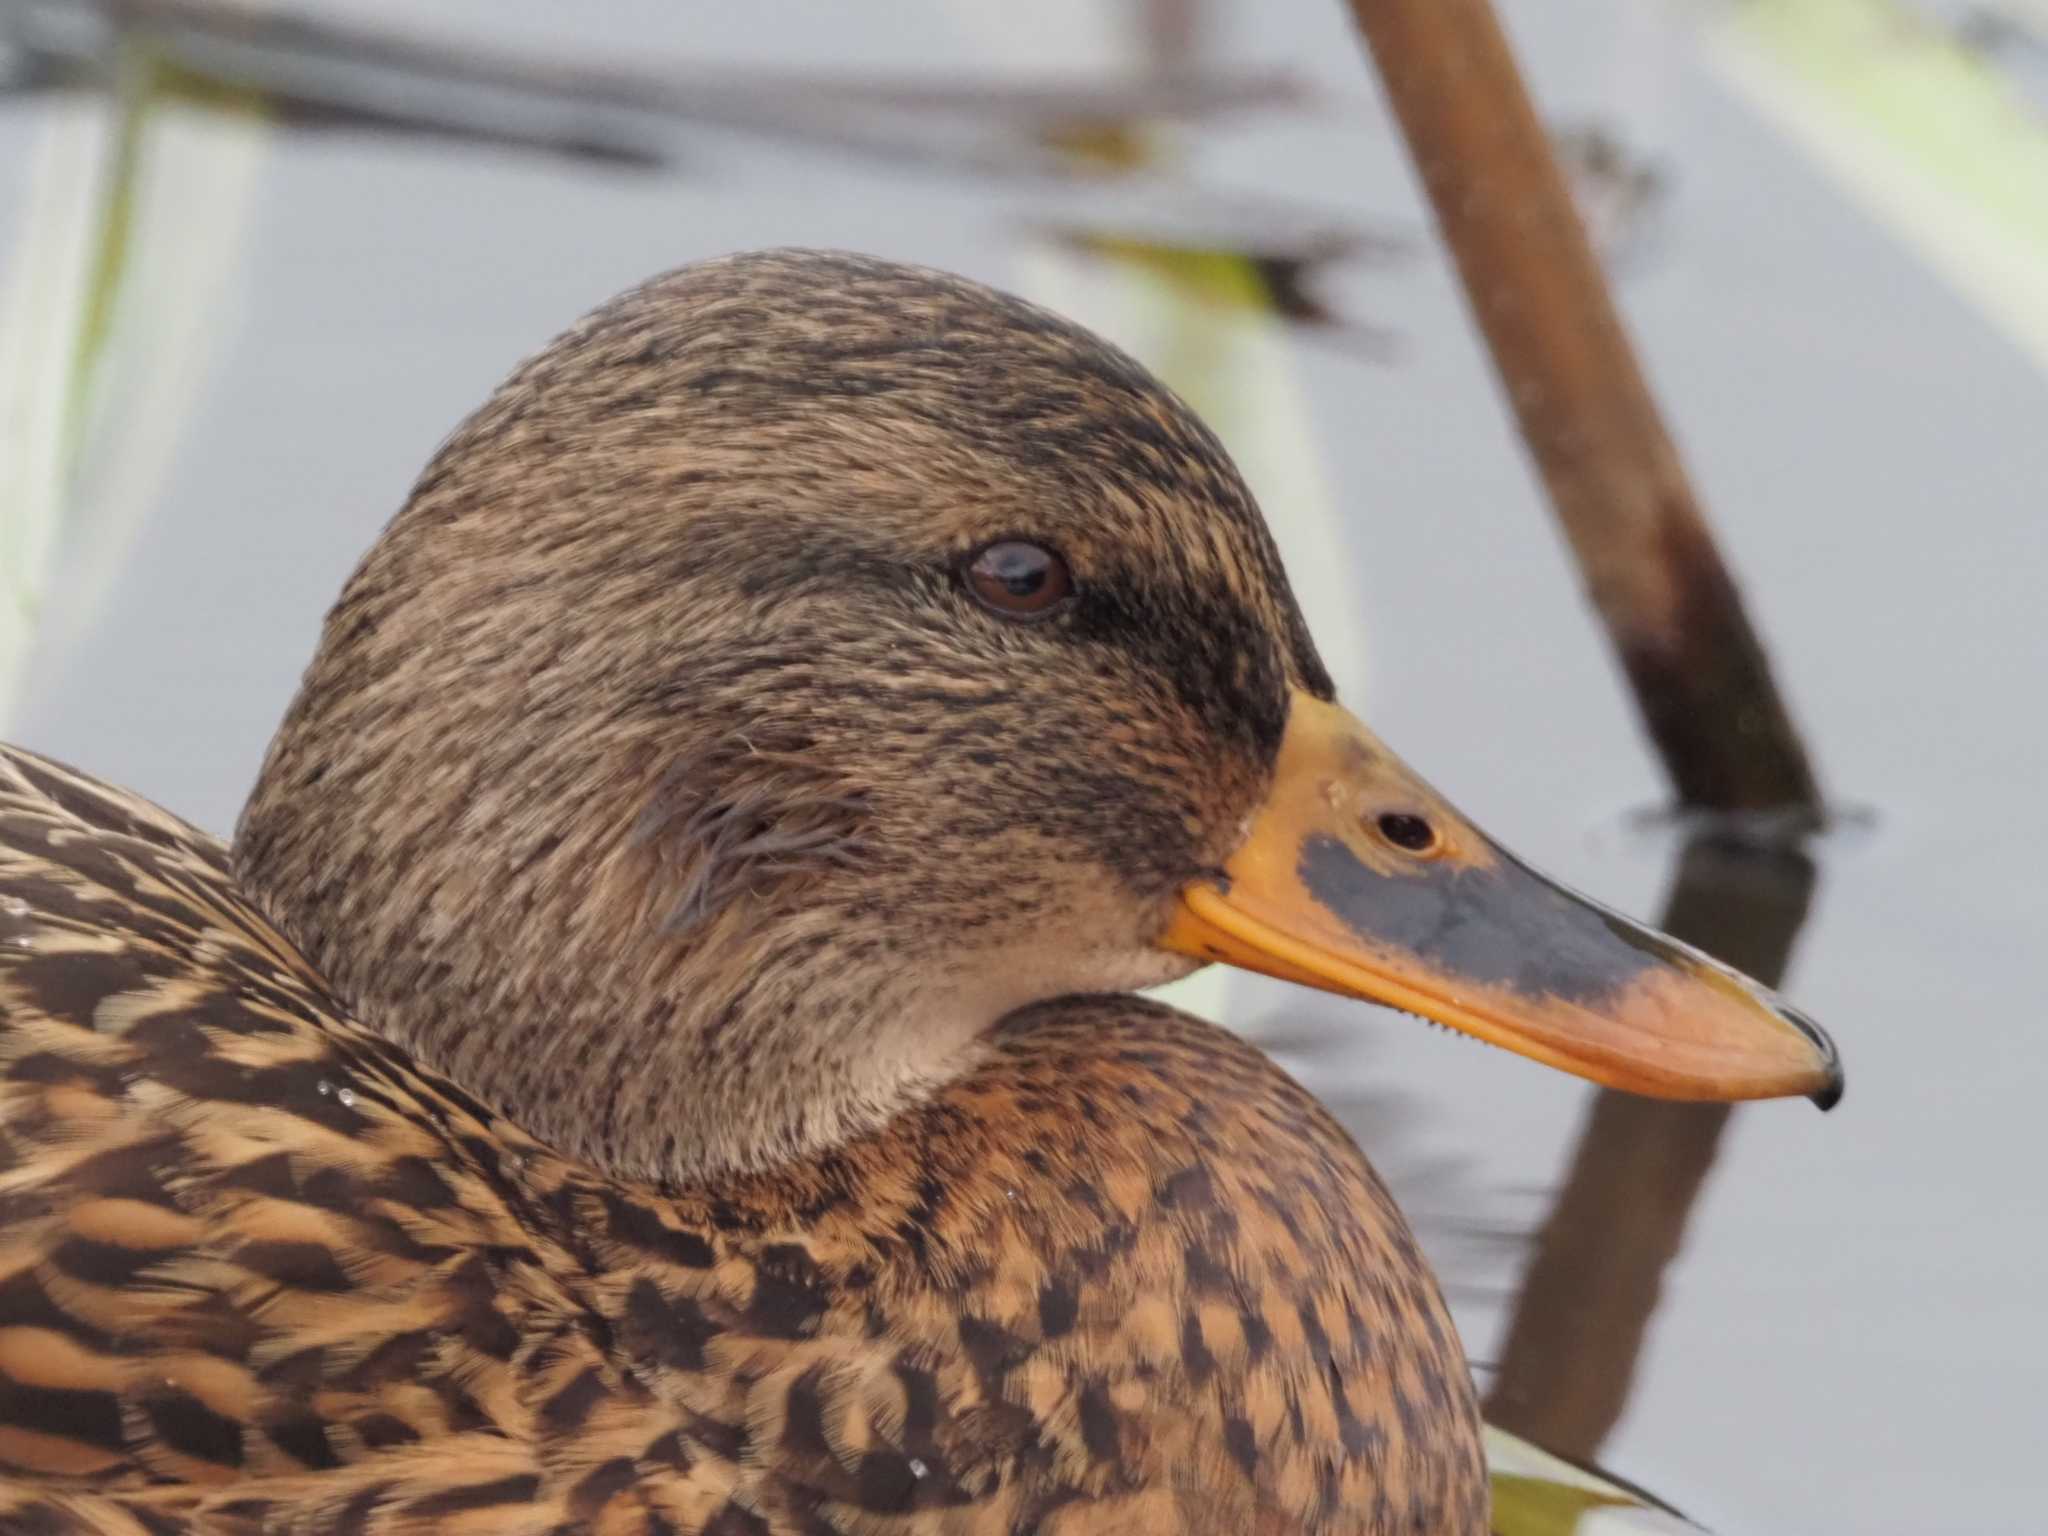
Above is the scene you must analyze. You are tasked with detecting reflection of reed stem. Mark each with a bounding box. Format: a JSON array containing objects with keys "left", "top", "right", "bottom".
[{"left": 1482, "top": 835, "right": 1816, "bottom": 1456}]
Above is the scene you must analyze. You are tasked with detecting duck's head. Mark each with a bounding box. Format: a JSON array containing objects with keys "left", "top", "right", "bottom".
[{"left": 235, "top": 249, "right": 1839, "bottom": 1186}]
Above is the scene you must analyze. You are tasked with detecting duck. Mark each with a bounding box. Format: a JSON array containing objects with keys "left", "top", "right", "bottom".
[{"left": 0, "top": 249, "right": 1839, "bottom": 1536}]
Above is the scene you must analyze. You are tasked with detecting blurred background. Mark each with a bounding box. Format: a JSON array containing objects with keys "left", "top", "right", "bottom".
[{"left": 2, "top": 0, "right": 2044, "bottom": 1531}]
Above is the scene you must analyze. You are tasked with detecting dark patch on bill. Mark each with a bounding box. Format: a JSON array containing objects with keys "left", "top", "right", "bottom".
[{"left": 1297, "top": 834, "right": 1677, "bottom": 1002}]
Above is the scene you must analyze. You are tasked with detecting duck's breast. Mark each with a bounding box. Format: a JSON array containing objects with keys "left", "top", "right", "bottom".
[{"left": 577, "top": 999, "right": 1489, "bottom": 1535}]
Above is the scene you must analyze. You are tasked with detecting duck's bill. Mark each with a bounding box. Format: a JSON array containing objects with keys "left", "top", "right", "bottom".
[{"left": 1161, "top": 691, "right": 1843, "bottom": 1108}]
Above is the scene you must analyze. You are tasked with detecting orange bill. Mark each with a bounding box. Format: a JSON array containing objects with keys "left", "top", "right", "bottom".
[{"left": 1161, "top": 691, "right": 1843, "bottom": 1108}]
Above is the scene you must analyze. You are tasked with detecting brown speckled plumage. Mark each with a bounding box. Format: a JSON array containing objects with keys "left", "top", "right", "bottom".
[{"left": 0, "top": 251, "right": 1488, "bottom": 1533}]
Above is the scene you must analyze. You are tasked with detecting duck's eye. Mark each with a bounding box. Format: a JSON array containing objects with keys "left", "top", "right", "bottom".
[
  {"left": 964, "top": 540, "right": 1074, "bottom": 619},
  {"left": 1375, "top": 812, "right": 1439, "bottom": 854}
]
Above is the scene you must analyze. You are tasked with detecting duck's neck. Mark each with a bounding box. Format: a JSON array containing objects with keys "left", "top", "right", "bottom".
[
  {"left": 470, "top": 908, "right": 1015, "bottom": 1185},
  {"left": 303, "top": 862, "right": 1022, "bottom": 1184}
]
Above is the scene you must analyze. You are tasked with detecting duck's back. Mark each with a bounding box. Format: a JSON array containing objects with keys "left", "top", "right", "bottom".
[
  {"left": 0, "top": 744, "right": 631, "bottom": 1530},
  {"left": 0, "top": 745, "right": 1485, "bottom": 1535}
]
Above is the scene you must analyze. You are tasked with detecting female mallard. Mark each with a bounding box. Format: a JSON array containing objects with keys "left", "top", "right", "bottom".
[{"left": 0, "top": 250, "right": 1837, "bottom": 1535}]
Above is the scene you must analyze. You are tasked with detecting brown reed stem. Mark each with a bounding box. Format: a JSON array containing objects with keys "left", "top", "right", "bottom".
[
  {"left": 1339, "top": 0, "right": 1832, "bottom": 1462},
  {"left": 1342, "top": 0, "right": 1822, "bottom": 813}
]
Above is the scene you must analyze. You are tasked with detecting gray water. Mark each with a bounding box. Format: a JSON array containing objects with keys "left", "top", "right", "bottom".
[{"left": 4, "top": 1, "right": 2044, "bottom": 1531}]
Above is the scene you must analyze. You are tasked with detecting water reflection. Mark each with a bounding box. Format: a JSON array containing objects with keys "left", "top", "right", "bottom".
[
  {"left": 0, "top": 0, "right": 1390, "bottom": 726},
  {"left": 1485, "top": 825, "right": 1819, "bottom": 1457},
  {"left": 0, "top": 0, "right": 1308, "bottom": 178},
  {"left": 1043, "top": 224, "right": 1409, "bottom": 359}
]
